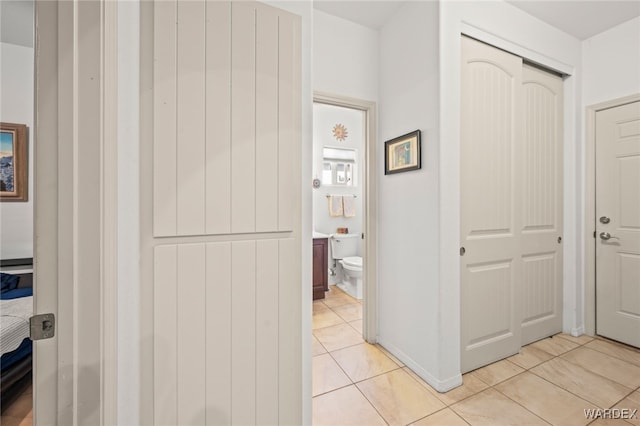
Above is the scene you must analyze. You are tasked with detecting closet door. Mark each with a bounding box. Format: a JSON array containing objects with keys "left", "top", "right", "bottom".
[
  {"left": 461, "top": 37, "right": 564, "bottom": 372},
  {"left": 520, "top": 64, "right": 563, "bottom": 345},
  {"left": 460, "top": 36, "right": 524, "bottom": 372}
]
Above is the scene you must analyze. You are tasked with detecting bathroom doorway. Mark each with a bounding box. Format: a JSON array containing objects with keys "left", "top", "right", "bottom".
[{"left": 312, "top": 93, "right": 377, "bottom": 343}]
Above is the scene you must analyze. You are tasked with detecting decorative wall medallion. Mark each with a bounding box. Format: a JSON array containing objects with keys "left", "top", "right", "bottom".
[{"left": 332, "top": 123, "right": 348, "bottom": 141}]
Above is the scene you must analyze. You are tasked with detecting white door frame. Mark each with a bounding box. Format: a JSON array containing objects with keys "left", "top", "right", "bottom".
[
  {"left": 584, "top": 93, "right": 640, "bottom": 336},
  {"left": 313, "top": 92, "right": 378, "bottom": 342},
  {"left": 34, "top": 0, "right": 118, "bottom": 423}
]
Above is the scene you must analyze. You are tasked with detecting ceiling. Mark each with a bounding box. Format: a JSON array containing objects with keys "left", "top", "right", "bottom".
[
  {"left": 506, "top": 1, "right": 640, "bottom": 40},
  {"left": 313, "top": 1, "right": 405, "bottom": 30},
  {"left": 313, "top": 0, "right": 640, "bottom": 40}
]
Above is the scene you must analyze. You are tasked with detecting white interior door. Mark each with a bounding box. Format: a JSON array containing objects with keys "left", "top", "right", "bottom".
[
  {"left": 520, "top": 64, "right": 564, "bottom": 345},
  {"left": 144, "top": 2, "right": 302, "bottom": 424},
  {"left": 596, "top": 100, "right": 640, "bottom": 348},
  {"left": 34, "top": 1, "right": 111, "bottom": 423},
  {"left": 461, "top": 37, "right": 564, "bottom": 372},
  {"left": 461, "top": 36, "right": 523, "bottom": 372}
]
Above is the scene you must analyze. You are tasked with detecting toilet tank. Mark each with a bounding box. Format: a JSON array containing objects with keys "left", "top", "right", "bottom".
[{"left": 329, "top": 233, "right": 359, "bottom": 259}]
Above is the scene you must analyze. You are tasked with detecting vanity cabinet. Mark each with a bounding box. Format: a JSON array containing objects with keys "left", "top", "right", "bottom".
[{"left": 312, "top": 238, "right": 328, "bottom": 300}]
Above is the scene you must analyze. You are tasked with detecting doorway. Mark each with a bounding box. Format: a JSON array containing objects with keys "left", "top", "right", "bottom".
[
  {"left": 0, "top": 0, "right": 35, "bottom": 423},
  {"left": 586, "top": 95, "right": 640, "bottom": 348},
  {"left": 312, "top": 93, "right": 377, "bottom": 343}
]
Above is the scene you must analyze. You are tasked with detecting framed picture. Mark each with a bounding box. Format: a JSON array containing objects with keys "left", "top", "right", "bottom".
[
  {"left": 1, "top": 122, "right": 28, "bottom": 202},
  {"left": 384, "top": 129, "right": 421, "bottom": 175}
]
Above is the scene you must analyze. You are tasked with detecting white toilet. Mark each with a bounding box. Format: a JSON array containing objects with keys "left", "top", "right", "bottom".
[{"left": 329, "top": 233, "right": 363, "bottom": 299}]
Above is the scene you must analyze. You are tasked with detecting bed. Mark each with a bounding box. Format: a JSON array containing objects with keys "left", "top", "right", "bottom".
[{"left": 1, "top": 270, "right": 33, "bottom": 410}]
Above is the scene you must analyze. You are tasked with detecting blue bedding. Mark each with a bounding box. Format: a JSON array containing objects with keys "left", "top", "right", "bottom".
[
  {"left": 1, "top": 338, "right": 31, "bottom": 373},
  {"left": 0, "top": 273, "right": 20, "bottom": 292},
  {"left": 0, "top": 287, "right": 32, "bottom": 300}
]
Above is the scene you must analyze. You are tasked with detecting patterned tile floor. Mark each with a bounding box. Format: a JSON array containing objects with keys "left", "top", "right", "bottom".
[{"left": 313, "top": 285, "right": 640, "bottom": 426}]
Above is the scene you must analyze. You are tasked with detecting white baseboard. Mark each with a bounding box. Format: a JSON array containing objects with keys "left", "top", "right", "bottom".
[
  {"left": 571, "top": 325, "right": 585, "bottom": 337},
  {"left": 377, "top": 338, "right": 462, "bottom": 393}
]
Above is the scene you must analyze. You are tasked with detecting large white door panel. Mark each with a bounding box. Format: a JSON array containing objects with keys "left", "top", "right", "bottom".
[
  {"left": 520, "top": 64, "right": 563, "bottom": 345},
  {"left": 596, "top": 101, "right": 640, "bottom": 348},
  {"left": 147, "top": 1, "right": 302, "bottom": 424},
  {"left": 152, "top": 1, "right": 299, "bottom": 238},
  {"left": 461, "top": 37, "right": 564, "bottom": 372},
  {"left": 461, "top": 36, "right": 523, "bottom": 372}
]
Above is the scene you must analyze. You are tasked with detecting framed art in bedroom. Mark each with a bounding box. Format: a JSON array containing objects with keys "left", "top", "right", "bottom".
[
  {"left": 0, "top": 122, "right": 28, "bottom": 202},
  {"left": 384, "top": 129, "right": 421, "bottom": 175}
]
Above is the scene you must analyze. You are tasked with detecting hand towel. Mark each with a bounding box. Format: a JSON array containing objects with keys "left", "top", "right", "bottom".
[
  {"left": 328, "top": 195, "right": 344, "bottom": 217},
  {"left": 343, "top": 195, "right": 356, "bottom": 218}
]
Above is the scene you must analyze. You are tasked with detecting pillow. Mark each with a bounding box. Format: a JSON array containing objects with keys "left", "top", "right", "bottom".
[
  {"left": 0, "top": 287, "right": 32, "bottom": 300},
  {"left": 0, "top": 272, "right": 20, "bottom": 292}
]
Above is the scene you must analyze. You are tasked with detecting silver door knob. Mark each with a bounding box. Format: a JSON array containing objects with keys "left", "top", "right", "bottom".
[{"left": 600, "top": 232, "right": 612, "bottom": 240}]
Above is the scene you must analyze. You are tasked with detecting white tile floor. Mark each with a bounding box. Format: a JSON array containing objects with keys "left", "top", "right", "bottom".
[
  {"left": 313, "top": 285, "right": 640, "bottom": 426},
  {"left": 3, "top": 285, "right": 639, "bottom": 426}
]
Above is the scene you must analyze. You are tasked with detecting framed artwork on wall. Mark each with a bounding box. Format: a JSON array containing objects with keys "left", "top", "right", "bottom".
[
  {"left": 0, "top": 122, "right": 28, "bottom": 202},
  {"left": 384, "top": 129, "right": 421, "bottom": 175}
]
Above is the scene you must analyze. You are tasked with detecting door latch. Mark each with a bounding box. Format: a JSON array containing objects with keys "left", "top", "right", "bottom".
[{"left": 30, "top": 313, "right": 55, "bottom": 341}]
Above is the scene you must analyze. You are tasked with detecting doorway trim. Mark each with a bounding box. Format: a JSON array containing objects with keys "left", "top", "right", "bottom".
[
  {"left": 313, "top": 92, "right": 378, "bottom": 342},
  {"left": 584, "top": 93, "right": 640, "bottom": 336}
]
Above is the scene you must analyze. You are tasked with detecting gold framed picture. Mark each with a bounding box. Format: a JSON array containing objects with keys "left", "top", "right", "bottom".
[
  {"left": 384, "top": 129, "right": 421, "bottom": 175},
  {"left": 1, "top": 122, "right": 28, "bottom": 202}
]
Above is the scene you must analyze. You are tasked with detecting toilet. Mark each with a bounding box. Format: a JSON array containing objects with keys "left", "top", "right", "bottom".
[{"left": 329, "top": 233, "right": 363, "bottom": 299}]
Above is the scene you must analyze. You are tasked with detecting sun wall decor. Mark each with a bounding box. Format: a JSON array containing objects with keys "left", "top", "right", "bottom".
[{"left": 332, "top": 123, "right": 348, "bottom": 141}]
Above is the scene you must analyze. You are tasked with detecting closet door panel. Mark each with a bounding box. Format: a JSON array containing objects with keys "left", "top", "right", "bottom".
[
  {"left": 461, "top": 38, "right": 564, "bottom": 372},
  {"left": 520, "top": 64, "right": 563, "bottom": 344},
  {"left": 461, "top": 36, "right": 523, "bottom": 373}
]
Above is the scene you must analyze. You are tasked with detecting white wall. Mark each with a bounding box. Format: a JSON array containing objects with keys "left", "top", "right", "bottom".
[
  {"left": 582, "top": 17, "right": 640, "bottom": 106},
  {"left": 377, "top": 0, "right": 443, "bottom": 387},
  {"left": 440, "top": 0, "right": 583, "bottom": 386},
  {"left": 0, "top": 41, "right": 34, "bottom": 260},
  {"left": 313, "top": 9, "right": 379, "bottom": 102}
]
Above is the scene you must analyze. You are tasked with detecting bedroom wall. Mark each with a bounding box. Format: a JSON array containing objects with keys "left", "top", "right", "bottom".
[{"left": 0, "top": 0, "right": 34, "bottom": 261}]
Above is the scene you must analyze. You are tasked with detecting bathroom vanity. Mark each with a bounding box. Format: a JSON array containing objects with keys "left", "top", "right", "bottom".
[{"left": 312, "top": 235, "right": 328, "bottom": 300}]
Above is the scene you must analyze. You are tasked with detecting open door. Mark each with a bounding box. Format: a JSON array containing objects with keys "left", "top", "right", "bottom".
[{"left": 34, "top": 1, "right": 118, "bottom": 423}]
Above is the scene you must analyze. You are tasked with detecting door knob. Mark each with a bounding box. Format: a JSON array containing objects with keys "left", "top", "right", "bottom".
[
  {"left": 600, "top": 232, "right": 618, "bottom": 241},
  {"left": 600, "top": 216, "right": 611, "bottom": 224}
]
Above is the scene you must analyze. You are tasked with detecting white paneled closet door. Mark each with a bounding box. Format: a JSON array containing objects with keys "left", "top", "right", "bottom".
[
  {"left": 460, "top": 36, "right": 563, "bottom": 373},
  {"left": 148, "top": 2, "right": 301, "bottom": 425},
  {"left": 520, "top": 64, "right": 564, "bottom": 346}
]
